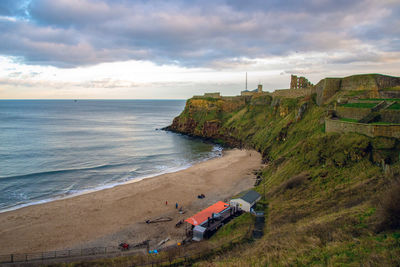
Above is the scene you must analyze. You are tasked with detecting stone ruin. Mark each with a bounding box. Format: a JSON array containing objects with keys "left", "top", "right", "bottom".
[{"left": 290, "top": 75, "right": 313, "bottom": 89}]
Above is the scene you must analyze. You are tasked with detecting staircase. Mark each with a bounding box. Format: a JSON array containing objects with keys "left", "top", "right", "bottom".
[{"left": 359, "top": 101, "right": 394, "bottom": 123}]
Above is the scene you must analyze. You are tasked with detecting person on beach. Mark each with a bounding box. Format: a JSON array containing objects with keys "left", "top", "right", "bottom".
[
  {"left": 166, "top": 201, "right": 168, "bottom": 205},
  {"left": 175, "top": 203, "right": 178, "bottom": 209}
]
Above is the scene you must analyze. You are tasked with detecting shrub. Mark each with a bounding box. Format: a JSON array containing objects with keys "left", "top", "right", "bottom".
[
  {"left": 283, "top": 172, "right": 310, "bottom": 190},
  {"left": 270, "top": 172, "right": 311, "bottom": 196},
  {"left": 376, "top": 179, "right": 400, "bottom": 231}
]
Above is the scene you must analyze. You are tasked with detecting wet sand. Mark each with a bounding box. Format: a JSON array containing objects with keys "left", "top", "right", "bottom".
[{"left": 0, "top": 149, "right": 262, "bottom": 254}]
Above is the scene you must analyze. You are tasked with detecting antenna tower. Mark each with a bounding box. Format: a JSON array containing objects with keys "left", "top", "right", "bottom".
[{"left": 245, "top": 72, "right": 247, "bottom": 90}]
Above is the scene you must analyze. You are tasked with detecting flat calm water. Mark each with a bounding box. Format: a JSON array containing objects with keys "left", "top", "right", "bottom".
[{"left": 0, "top": 100, "right": 221, "bottom": 212}]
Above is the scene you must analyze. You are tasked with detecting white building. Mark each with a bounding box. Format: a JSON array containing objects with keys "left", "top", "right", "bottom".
[{"left": 230, "top": 190, "right": 261, "bottom": 212}]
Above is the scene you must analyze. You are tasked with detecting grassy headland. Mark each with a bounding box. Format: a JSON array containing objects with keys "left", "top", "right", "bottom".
[{"left": 166, "top": 93, "right": 400, "bottom": 266}]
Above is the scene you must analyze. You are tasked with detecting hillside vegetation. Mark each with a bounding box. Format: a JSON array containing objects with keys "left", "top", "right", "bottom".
[{"left": 167, "top": 93, "right": 400, "bottom": 266}]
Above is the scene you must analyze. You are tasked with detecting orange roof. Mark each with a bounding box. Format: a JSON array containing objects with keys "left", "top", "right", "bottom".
[{"left": 185, "top": 201, "right": 229, "bottom": 226}]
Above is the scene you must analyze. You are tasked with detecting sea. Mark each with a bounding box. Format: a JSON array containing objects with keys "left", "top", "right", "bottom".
[{"left": 0, "top": 100, "right": 221, "bottom": 213}]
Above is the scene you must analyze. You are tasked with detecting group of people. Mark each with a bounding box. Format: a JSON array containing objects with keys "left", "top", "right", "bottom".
[
  {"left": 165, "top": 193, "right": 206, "bottom": 209},
  {"left": 165, "top": 201, "right": 182, "bottom": 209}
]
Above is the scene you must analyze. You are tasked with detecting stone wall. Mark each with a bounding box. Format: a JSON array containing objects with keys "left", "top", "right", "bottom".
[
  {"left": 315, "top": 78, "right": 342, "bottom": 106},
  {"left": 315, "top": 74, "right": 400, "bottom": 105},
  {"left": 204, "top": 92, "right": 221, "bottom": 98},
  {"left": 325, "top": 119, "right": 400, "bottom": 138},
  {"left": 375, "top": 75, "right": 400, "bottom": 89},
  {"left": 373, "top": 124, "right": 400, "bottom": 139},
  {"left": 341, "top": 75, "right": 378, "bottom": 91},
  {"left": 272, "top": 88, "right": 315, "bottom": 98},
  {"left": 193, "top": 92, "right": 222, "bottom": 99},
  {"left": 379, "top": 90, "right": 400, "bottom": 99},
  {"left": 241, "top": 91, "right": 256, "bottom": 96},
  {"left": 381, "top": 109, "right": 400, "bottom": 123},
  {"left": 220, "top": 96, "right": 242, "bottom": 101},
  {"left": 335, "top": 107, "right": 371, "bottom": 120}
]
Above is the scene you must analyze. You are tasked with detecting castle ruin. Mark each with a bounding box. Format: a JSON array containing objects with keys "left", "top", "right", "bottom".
[{"left": 290, "top": 75, "right": 313, "bottom": 89}]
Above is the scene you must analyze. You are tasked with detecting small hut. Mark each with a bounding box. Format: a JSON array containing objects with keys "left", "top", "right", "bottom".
[{"left": 230, "top": 190, "right": 261, "bottom": 212}]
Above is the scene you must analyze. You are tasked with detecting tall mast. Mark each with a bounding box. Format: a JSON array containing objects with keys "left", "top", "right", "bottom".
[{"left": 245, "top": 72, "right": 247, "bottom": 90}]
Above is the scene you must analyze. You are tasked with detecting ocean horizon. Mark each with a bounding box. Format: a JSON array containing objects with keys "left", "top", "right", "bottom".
[{"left": 0, "top": 100, "right": 221, "bottom": 213}]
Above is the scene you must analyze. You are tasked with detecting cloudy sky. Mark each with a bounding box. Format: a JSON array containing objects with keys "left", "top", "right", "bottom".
[{"left": 0, "top": 0, "right": 399, "bottom": 99}]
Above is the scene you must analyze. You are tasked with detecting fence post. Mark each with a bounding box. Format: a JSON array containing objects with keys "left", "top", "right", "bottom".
[
  {"left": 68, "top": 250, "right": 71, "bottom": 257},
  {"left": 10, "top": 254, "right": 13, "bottom": 263},
  {"left": 104, "top": 247, "right": 107, "bottom": 254}
]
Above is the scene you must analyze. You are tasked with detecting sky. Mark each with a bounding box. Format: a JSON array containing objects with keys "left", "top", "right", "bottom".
[{"left": 0, "top": 0, "right": 399, "bottom": 99}]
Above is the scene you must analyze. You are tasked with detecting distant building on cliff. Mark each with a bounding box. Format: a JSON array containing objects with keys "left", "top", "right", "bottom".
[
  {"left": 241, "top": 84, "right": 263, "bottom": 96},
  {"left": 193, "top": 92, "right": 221, "bottom": 99}
]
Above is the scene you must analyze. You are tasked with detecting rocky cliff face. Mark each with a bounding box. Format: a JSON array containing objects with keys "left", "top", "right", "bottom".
[
  {"left": 167, "top": 91, "right": 399, "bottom": 164},
  {"left": 166, "top": 97, "right": 247, "bottom": 145},
  {"left": 167, "top": 93, "right": 321, "bottom": 155}
]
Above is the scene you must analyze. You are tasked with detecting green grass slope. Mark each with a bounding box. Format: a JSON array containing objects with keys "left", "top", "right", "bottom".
[{"left": 168, "top": 94, "right": 400, "bottom": 266}]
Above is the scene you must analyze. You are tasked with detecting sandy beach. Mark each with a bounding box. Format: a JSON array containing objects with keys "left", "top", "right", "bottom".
[{"left": 0, "top": 149, "right": 261, "bottom": 255}]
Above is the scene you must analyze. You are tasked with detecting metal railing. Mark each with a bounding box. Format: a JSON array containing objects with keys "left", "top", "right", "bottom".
[
  {"left": 0, "top": 213, "right": 260, "bottom": 265},
  {"left": 0, "top": 244, "right": 146, "bottom": 264}
]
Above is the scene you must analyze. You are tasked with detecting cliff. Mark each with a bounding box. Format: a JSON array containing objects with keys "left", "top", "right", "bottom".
[
  {"left": 168, "top": 94, "right": 399, "bottom": 164},
  {"left": 166, "top": 92, "right": 400, "bottom": 265}
]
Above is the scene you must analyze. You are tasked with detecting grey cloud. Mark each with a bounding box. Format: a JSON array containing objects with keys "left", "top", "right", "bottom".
[
  {"left": 327, "top": 52, "right": 382, "bottom": 64},
  {"left": 350, "top": 5, "right": 400, "bottom": 52},
  {"left": 0, "top": 0, "right": 398, "bottom": 68}
]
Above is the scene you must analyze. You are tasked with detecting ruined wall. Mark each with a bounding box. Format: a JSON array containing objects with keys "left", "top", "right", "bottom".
[
  {"left": 375, "top": 75, "right": 400, "bottom": 89},
  {"left": 340, "top": 74, "right": 400, "bottom": 91},
  {"left": 290, "top": 75, "right": 298, "bottom": 89},
  {"left": 373, "top": 124, "right": 400, "bottom": 139},
  {"left": 290, "top": 75, "right": 313, "bottom": 89},
  {"left": 381, "top": 110, "right": 400, "bottom": 123},
  {"left": 341, "top": 75, "right": 381, "bottom": 98},
  {"left": 341, "top": 75, "right": 378, "bottom": 91},
  {"left": 325, "top": 119, "right": 400, "bottom": 138},
  {"left": 272, "top": 88, "right": 315, "bottom": 98},
  {"left": 204, "top": 92, "right": 221, "bottom": 98},
  {"left": 193, "top": 92, "right": 222, "bottom": 99},
  {"left": 315, "top": 74, "right": 400, "bottom": 106},
  {"left": 220, "top": 96, "right": 241, "bottom": 101},
  {"left": 241, "top": 91, "right": 255, "bottom": 96},
  {"left": 379, "top": 90, "right": 400, "bottom": 99},
  {"left": 335, "top": 107, "right": 372, "bottom": 120},
  {"left": 315, "top": 78, "right": 342, "bottom": 106}
]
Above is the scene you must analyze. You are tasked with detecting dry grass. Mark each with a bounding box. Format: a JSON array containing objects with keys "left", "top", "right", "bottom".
[{"left": 269, "top": 172, "right": 310, "bottom": 196}]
